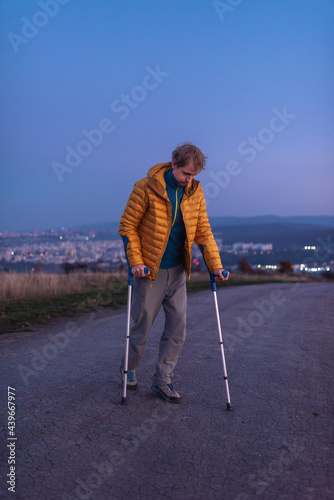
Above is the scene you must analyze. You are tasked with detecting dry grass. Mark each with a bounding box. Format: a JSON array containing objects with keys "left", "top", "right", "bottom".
[
  {"left": 0, "top": 272, "right": 126, "bottom": 300},
  {"left": 0, "top": 270, "right": 318, "bottom": 301}
]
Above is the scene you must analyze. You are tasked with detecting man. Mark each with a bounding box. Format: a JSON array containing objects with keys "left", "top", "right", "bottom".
[{"left": 119, "top": 142, "right": 229, "bottom": 403}]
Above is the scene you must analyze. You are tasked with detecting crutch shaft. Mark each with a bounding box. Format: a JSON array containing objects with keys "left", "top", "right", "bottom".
[
  {"left": 122, "top": 285, "right": 132, "bottom": 404},
  {"left": 121, "top": 235, "right": 150, "bottom": 405},
  {"left": 198, "top": 244, "right": 232, "bottom": 411},
  {"left": 213, "top": 292, "right": 232, "bottom": 407}
]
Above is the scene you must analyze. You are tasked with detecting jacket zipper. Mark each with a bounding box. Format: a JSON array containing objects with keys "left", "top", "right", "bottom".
[
  {"left": 171, "top": 187, "right": 180, "bottom": 227},
  {"left": 151, "top": 199, "right": 172, "bottom": 282},
  {"left": 180, "top": 200, "right": 191, "bottom": 280}
]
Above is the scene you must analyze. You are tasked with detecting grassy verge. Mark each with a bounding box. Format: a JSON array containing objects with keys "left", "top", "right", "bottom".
[
  {"left": 0, "top": 281, "right": 128, "bottom": 334},
  {"left": 0, "top": 273, "right": 322, "bottom": 334}
]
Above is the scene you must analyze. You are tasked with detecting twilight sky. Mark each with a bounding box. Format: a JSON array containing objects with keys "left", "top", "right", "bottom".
[{"left": 1, "top": 0, "right": 333, "bottom": 232}]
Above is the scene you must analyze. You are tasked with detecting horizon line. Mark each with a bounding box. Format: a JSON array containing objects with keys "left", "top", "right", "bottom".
[{"left": 1, "top": 214, "right": 334, "bottom": 234}]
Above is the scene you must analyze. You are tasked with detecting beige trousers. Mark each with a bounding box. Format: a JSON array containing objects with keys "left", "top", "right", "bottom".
[{"left": 128, "top": 264, "right": 187, "bottom": 387}]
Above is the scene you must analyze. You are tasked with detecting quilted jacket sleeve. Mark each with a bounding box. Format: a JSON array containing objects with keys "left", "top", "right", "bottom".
[
  {"left": 119, "top": 179, "right": 149, "bottom": 269},
  {"left": 194, "top": 188, "right": 223, "bottom": 273}
]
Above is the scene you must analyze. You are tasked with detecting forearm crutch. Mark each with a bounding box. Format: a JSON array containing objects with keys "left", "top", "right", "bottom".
[
  {"left": 121, "top": 237, "right": 149, "bottom": 405},
  {"left": 199, "top": 245, "right": 232, "bottom": 411}
]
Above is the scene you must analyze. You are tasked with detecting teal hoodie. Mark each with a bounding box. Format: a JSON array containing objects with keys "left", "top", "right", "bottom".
[{"left": 160, "top": 168, "right": 186, "bottom": 269}]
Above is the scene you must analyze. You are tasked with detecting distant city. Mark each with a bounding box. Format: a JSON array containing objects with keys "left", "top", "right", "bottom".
[{"left": 1, "top": 218, "right": 332, "bottom": 275}]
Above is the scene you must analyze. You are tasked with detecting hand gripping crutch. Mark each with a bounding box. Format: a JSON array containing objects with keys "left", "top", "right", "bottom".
[
  {"left": 198, "top": 245, "right": 232, "bottom": 411},
  {"left": 121, "top": 237, "right": 149, "bottom": 405}
]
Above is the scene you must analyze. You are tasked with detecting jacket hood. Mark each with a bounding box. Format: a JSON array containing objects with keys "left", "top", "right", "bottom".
[
  {"left": 147, "top": 162, "right": 199, "bottom": 198},
  {"left": 147, "top": 162, "right": 170, "bottom": 178}
]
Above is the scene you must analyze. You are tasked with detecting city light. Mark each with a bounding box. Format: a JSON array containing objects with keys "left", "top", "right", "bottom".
[
  {"left": 1, "top": 230, "right": 332, "bottom": 275},
  {"left": 303, "top": 266, "right": 326, "bottom": 272}
]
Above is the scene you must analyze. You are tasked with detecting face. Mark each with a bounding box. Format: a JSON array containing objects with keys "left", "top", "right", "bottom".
[{"left": 171, "top": 161, "right": 200, "bottom": 186}]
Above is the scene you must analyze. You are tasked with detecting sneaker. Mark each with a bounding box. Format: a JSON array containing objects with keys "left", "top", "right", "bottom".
[
  {"left": 151, "top": 383, "right": 181, "bottom": 403},
  {"left": 120, "top": 366, "right": 137, "bottom": 390}
]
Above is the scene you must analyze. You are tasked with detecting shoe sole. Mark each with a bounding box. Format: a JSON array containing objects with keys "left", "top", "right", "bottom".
[{"left": 150, "top": 385, "right": 181, "bottom": 403}]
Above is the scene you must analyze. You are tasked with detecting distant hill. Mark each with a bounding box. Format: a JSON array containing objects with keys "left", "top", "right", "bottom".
[
  {"left": 208, "top": 215, "right": 334, "bottom": 228},
  {"left": 70, "top": 215, "right": 334, "bottom": 232},
  {"left": 68, "top": 216, "right": 334, "bottom": 249},
  {"left": 214, "top": 224, "right": 332, "bottom": 249}
]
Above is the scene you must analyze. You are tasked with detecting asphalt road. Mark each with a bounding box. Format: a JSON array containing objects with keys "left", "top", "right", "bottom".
[{"left": 1, "top": 282, "right": 333, "bottom": 500}]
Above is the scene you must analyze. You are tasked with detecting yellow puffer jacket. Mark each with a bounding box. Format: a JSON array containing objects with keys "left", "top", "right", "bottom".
[{"left": 119, "top": 163, "right": 223, "bottom": 281}]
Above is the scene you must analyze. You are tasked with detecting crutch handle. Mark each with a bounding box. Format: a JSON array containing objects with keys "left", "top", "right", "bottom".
[
  {"left": 128, "top": 266, "right": 149, "bottom": 283},
  {"left": 198, "top": 245, "right": 228, "bottom": 291},
  {"left": 122, "top": 237, "right": 149, "bottom": 285}
]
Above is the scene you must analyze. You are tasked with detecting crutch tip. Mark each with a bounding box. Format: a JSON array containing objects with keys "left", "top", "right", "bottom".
[
  {"left": 121, "top": 397, "right": 128, "bottom": 405},
  {"left": 226, "top": 403, "right": 233, "bottom": 411}
]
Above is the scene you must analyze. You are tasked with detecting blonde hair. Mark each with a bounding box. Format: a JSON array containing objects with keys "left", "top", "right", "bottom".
[{"left": 172, "top": 142, "right": 207, "bottom": 171}]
